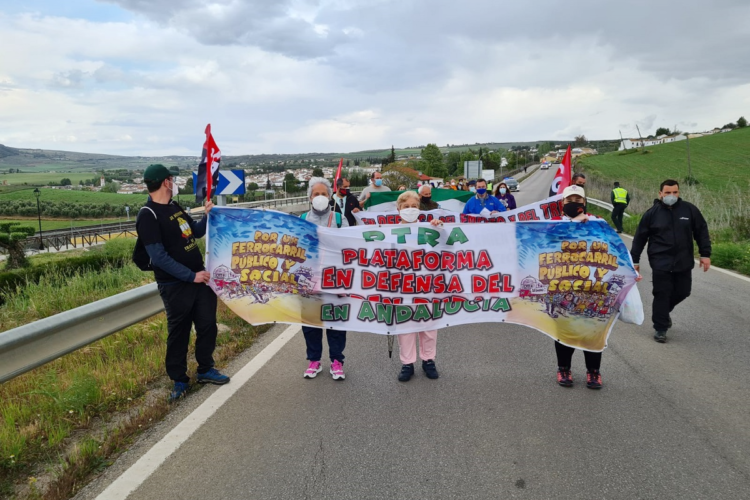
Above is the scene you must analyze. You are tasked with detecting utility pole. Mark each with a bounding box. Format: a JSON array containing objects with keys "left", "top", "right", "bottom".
[
  {"left": 635, "top": 124, "right": 645, "bottom": 149},
  {"left": 686, "top": 134, "right": 692, "bottom": 179}
]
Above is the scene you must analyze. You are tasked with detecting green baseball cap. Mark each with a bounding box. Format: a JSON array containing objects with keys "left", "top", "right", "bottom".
[{"left": 143, "top": 164, "right": 171, "bottom": 183}]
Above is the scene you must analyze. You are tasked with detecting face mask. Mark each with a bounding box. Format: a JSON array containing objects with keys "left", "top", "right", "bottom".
[
  {"left": 469, "top": 187, "right": 476, "bottom": 193},
  {"left": 374, "top": 179, "right": 383, "bottom": 187},
  {"left": 451, "top": 182, "right": 456, "bottom": 186},
  {"left": 563, "top": 202, "right": 585, "bottom": 218},
  {"left": 576, "top": 183, "right": 585, "bottom": 188},
  {"left": 400, "top": 207, "right": 420, "bottom": 223},
  {"left": 339, "top": 188, "right": 349, "bottom": 196},
  {"left": 662, "top": 195, "right": 678, "bottom": 206},
  {"left": 420, "top": 196, "right": 431, "bottom": 204},
  {"left": 499, "top": 188, "right": 507, "bottom": 195},
  {"left": 476, "top": 188, "right": 487, "bottom": 195},
  {"left": 311, "top": 195, "right": 330, "bottom": 212},
  {"left": 169, "top": 178, "right": 179, "bottom": 197}
]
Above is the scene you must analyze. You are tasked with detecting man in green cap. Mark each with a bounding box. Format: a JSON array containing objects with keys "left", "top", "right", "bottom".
[{"left": 136, "top": 164, "right": 229, "bottom": 401}]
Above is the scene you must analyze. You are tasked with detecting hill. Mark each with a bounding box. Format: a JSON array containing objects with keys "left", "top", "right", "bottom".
[{"left": 577, "top": 128, "right": 750, "bottom": 192}]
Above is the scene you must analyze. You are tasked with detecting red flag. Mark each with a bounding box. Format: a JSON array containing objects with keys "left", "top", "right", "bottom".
[
  {"left": 549, "top": 145, "right": 572, "bottom": 197},
  {"left": 334, "top": 157, "right": 343, "bottom": 186},
  {"left": 196, "top": 124, "right": 221, "bottom": 203}
]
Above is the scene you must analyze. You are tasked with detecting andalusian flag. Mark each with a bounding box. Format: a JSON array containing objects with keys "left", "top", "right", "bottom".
[{"left": 365, "top": 189, "right": 474, "bottom": 212}]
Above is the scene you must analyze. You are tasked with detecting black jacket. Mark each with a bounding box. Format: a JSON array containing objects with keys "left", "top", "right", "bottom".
[
  {"left": 630, "top": 198, "right": 711, "bottom": 272},
  {"left": 331, "top": 193, "right": 360, "bottom": 226}
]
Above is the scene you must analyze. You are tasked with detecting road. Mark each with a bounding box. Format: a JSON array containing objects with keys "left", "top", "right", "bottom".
[{"left": 78, "top": 167, "right": 750, "bottom": 499}]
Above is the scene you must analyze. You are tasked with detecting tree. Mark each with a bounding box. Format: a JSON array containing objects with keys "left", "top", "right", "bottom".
[
  {"left": 445, "top": 151, "right": 462, "bottom": 176},
  {"left": 0, "top": 222, "right": 36, "bottom": 269},
  {"left": 738, "top": 116, "right": 747, "bottom": 128},
  {"left": 537, "top": 142, "right": 553, "bottom": 156},
  {"left": 101, "top": 181, "right": 120, "bottom": 193},
  {"left": 381, "top": 161, "right": 420, "bottom": 189},
  {"left": 722, "top": 122, "right": 738, "bottom": 130},
  {"left": 60, "top": 178, "right": 72, "bottom": 186},
  {"left": 574, "top": 135, "right": 587, "bottom": 146},
  {"left": 420, "top": 143, "right": 444, "bottom": 177},
  {"left": 312, "top": 167, "right": 324, "bottom": 177},
  {"left": 384, "top": 145, "right": 396, "bottom": 167},
  {"left": 283, "top": 173, "right": 299, "bottom": 193},
  {"left": 655, "top": 127, "right": 672, "bottom": 136}
]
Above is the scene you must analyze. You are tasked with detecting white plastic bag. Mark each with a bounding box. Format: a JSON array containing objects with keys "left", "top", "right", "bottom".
[{"left": 620, "top": 285, "right": 645, "bottom": 325}]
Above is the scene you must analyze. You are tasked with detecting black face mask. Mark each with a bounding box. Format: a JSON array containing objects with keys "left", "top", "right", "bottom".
[
  {"left": 563, "top": 202, "right": 585, "bottom": 218},
  {"left": 421, "top": 196, "right": 431, "bottom": 204},
  {"left": 575, "top": 183, "right": 585, "bottom": 188}
]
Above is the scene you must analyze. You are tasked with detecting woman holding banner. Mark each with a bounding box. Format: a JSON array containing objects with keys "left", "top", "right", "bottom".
[
  {"left": 300, "top": 177, "right": 348, "bottom": 381},
  {"left": 553, "top": 185, "right": 604, "bottom": 389},
  {"left": 394, "top": 191, "right": 444, "bottom": 382}
]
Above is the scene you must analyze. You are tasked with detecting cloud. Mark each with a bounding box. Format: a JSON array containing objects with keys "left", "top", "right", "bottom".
[{"left": 1, "top": 2, "right": 749, "bottom": 156}]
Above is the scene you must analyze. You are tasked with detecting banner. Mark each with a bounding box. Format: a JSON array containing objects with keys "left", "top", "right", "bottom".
[
  {"left": 354, "top": 194, "right": 564, "bottom": 225},
  {"left": 207, "top": 208, "right": 640, "bottom": 352},
  {"left": 365, "top": 189, "right": 473, "bottom": 212}
]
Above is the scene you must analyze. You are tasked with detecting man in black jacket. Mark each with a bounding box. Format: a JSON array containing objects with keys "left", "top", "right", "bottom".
[
  {"left": 331, "top": 177, "right": 360, "bottom": 226},
  {"left": 630, "top": 179, "right": 711, "bottom": 343}
]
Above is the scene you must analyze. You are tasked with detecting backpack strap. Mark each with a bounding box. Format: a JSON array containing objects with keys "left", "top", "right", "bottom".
[
  {"left": 335, "top": 212, "right": 342, "bottom": 228},
  {"left": 300, "top": 212, "right": 307, "bottom": 221},
  {"left": 138, "top": 206, "right": 157, "bottom": 220}
]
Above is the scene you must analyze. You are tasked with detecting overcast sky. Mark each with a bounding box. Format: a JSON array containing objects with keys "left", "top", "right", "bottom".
[{"left": 1, "top": 0, "right": 748, "bottom": 156}]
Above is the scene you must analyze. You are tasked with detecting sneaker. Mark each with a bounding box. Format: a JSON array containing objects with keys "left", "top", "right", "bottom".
[
  {"left": 398, "top": 363, "right": 415, "bottom": 382},
  {"left": 586, "top": 370, "right": 603, "bottom": 389},
  {"left": 654, "top": 330, "right": 667, "bottom": 343},
  {"left": 557, "top": 367, "right": 573, "bottom": 387},
  {"left": 422, "top": 359, "right": 439, "bottom": 379},
  {"left": 196, "top": 368, "right": 230, "bottom": 385},
  {"left": 330, "top": 360, "right": 345, "bottom": 381},
  {"left": 303, "top": 361, "right": 323, "bottom": 379},
  {"left": 169, "top": 381, "right": 189, "bottom": 402}
]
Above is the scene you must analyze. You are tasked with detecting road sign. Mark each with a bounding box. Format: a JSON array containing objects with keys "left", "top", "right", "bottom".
[{"left": 193, "top": 170, "right": 246, "bottom": 195}]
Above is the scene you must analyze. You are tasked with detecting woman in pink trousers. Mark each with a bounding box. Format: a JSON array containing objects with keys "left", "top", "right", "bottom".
[{"left": 394, "top": 190, "right": 443, "bottom": 382}]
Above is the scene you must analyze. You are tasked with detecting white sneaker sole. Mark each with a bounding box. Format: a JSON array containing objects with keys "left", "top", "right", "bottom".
[
  {"left": 303, "top": 367, "right": 323, "bottom": 379},
  {"left": 330, "top": 369, "right": 345, "bottom": 381}
]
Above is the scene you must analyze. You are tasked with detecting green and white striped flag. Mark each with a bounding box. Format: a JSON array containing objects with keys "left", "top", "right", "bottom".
[{"left": 365, "top": 189, "right": 474, "bottom": 212}]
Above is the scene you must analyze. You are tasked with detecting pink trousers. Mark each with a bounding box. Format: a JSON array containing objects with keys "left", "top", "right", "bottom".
[{"left": 397, "top": 330, "right": 438, "bottom": 364}]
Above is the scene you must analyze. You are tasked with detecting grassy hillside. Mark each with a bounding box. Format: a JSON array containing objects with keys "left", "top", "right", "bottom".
[{"left": 578, "top": 127, "right": 750, "bottom": 192}]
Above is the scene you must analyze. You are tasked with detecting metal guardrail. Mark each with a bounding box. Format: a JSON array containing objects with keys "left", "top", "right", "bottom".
[
  {"left": 0, "top": 284, "right": 163, "bottom": 383},
  {"left": 588, "top": 198, "right": 631, "bottom": 217}
]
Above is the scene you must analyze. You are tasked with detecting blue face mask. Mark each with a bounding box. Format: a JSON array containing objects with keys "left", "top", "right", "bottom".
[
  {"left": 476, "top": 188, "right": 487, "bottom": 195},
  {"left": 374, "top": 179, "right": 383, "bottom": 187},
  {"left": 499, "top": 188, "right": 507, "bottom": 195}
]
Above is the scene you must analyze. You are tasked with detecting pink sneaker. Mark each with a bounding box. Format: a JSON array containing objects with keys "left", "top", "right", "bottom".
[
  {"left": 330, "top": 360, "right": 345, "bottom": 381},
  {"left": 303, "top": 361, "right": 322, "bottom": 379}
]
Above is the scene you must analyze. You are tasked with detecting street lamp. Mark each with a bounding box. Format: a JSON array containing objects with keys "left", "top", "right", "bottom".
[{"left": 33, "top": 188, "right": 44, "bottom": 250}]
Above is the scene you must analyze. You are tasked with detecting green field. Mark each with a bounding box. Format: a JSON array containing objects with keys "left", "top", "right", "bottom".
[
  {"left": 1, "top": 186, "right": 148, "bottom": 204},
  {"left": 578, "top": 127, "right": 750, "bottom": 192},
  {"left": 0, "top": 172, "right": 98, "bottom": 186}
]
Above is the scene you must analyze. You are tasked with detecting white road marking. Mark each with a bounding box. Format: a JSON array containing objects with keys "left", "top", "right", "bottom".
[{"left": 95, "top": 324, "right": 300, "bottom": 500}]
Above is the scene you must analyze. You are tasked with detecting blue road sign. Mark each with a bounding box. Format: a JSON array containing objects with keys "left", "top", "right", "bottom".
[{"left": 193, "top": 170, "right": 246, "bottom": 195}]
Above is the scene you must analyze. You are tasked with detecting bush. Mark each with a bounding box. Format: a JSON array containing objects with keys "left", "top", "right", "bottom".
[{"left": 0, "top": 240, "right": 136, "bottom": 305}]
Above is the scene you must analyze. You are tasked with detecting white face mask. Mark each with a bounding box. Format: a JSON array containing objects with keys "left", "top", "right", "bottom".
[
  {"left": 662, "top": 194, "right": 678, "bottom": 206},
  {"left": 312, "top": 195, "right": 330, "bottom": 211},
  {"left": 469, "top": 187, "right": 476, "bottom": 193},
  {"left": 169, "top": 178, "right": 179, "bottom": 197},
  {"left": 400, "top": 207, "right": 420, "bottom": 223},
  {"left": 499, "top": 188, "right": 507, "bottom": 195}
]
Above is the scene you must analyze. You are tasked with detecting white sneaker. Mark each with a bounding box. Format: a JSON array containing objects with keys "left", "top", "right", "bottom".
[
  {"left": 303, "top": 361, "right": 322, "bottom": 379},
  {"left": 330, "top": 360, "right": 345, "bottom": 381}
]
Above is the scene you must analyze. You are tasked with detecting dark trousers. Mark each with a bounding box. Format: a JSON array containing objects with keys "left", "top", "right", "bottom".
[
  {"left": 611, "top": 203, "right": 627, "bottom": 232},
  {"left": 302, "top": 326, "right": 346, "bottom": 363},
  {"left": 555, "top": 341, "right": 602, "bottom": 371},
  {"left": 651, "top": 269, "right": 692, "bottom": 331},
  {"left": 158, "top": 282, "right": 218, "bottom": 383}
]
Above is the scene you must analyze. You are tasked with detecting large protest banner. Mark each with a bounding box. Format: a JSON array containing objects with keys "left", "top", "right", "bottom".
[
  {"left": 207, "top": 208, "right": 639, "bottom": 351},
  {"left": 354, "top": 194, "right": 564, "bottom": 225}
]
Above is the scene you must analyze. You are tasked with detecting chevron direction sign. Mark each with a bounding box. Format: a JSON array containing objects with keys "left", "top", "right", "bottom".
[{"left": 193, "top": 169, "right": 246, "bottom": 195}]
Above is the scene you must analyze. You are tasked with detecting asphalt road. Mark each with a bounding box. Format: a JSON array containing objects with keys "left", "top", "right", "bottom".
[{"left": 78, "top": 167, "right": 750, "bottom": 499}]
